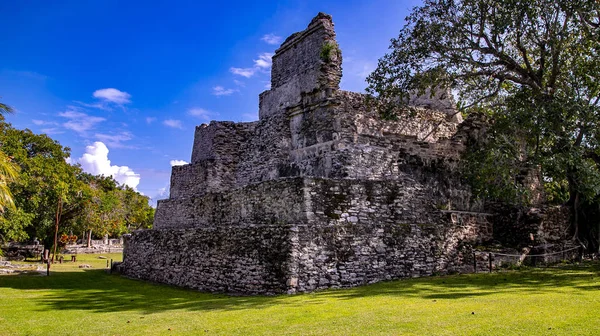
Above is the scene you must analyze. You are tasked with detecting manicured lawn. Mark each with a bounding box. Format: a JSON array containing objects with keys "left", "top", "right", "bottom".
[{"left": 1, "top": 255, "right": 599, "bottom": 335}]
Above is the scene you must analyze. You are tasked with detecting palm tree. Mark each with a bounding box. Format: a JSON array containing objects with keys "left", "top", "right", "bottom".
[
  {"left": 0, "top": 102, "right": 14, "bottom": 115},
  {"left": 0, "top": 151, "right": 17, "bottom": 213},
  {"left": 0, "top": 99, "right": 17, "bottom": 212}
]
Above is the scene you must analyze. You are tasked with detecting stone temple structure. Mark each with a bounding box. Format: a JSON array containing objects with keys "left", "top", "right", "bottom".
[{"left": 122, "top": 13, "right": 573, "bottom": 294}]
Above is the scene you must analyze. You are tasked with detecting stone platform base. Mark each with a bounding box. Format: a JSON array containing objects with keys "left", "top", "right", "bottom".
[{"left": 122, "top": 211, "right": 490, "bottom": 295}]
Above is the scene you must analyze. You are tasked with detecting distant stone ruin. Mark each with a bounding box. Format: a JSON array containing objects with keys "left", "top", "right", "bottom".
[{"left": 121, "top": 13, "right": 573, "bottom": 294}]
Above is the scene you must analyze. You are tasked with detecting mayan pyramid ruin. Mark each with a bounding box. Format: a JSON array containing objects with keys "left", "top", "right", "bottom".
[{"left": 121, "top": 13, "right": 573, "bottom": 294}]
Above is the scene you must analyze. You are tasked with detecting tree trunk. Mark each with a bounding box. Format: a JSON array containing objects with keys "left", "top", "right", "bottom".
[
  {"left": 566, "top": 169, "right": 580, "bottom": 243},
  {"left": 87, "top": 229, "right": 92, "bottom": 247},
  {"left": 51, "top": 196, "right": 62, "bottom": 263}
]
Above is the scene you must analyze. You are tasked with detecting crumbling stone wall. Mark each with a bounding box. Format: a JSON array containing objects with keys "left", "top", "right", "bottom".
[
  {"left": 123, "top": 226, "right": 293, "bottom": 294},
  {"left": 123, "top": 12, "right": 572, "bottom": 295}
]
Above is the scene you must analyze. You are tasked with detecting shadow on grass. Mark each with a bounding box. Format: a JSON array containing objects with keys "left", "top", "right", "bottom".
[{"left": 1, "top": 262, "right": 599, "bottom": 314}]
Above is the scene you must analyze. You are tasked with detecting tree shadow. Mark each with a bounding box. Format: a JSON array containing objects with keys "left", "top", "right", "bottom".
[
  {"left": 0, "top": 262, "right": 598, "bottom": 315},
  {"left": 317, "top": 262, "right": 600, "bottom": 302}
]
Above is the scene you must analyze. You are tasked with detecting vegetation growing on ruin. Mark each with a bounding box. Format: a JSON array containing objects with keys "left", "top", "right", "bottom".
[
  {"left": 1, "top": 256, "right": 599, "bottom": 335},
  {"left": 320, "top": 41, "right": 340, "bottom": 63},
  {"left": 367, "top": 0, "right": 600, "bottom": 251}
]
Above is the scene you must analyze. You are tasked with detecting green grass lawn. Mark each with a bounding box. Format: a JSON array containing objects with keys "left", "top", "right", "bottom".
[{"left": 1, "top": 255, "right": 600, "bottom": 336}]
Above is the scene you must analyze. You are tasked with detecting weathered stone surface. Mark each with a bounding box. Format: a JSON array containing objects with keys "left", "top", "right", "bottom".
[{"left": 122, "top": 12, "right": 572, "bottom": 295}]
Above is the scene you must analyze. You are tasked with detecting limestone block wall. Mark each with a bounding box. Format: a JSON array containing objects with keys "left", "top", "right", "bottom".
[
  {"left": 155, "top": 178, "right": 307, "bottom": 230},
  {"left": 235, "top": 112, "right": 292, "bottom": 186},
  {"left": 289, "top": 214, "right": 491, "bottom": 293},
  {"left": 158, "top": 173, "right": 480, "bottom": 231},
  {"left": 190, "top": 121, "right": 256, "bottom": 164},
  {"left": 123, "top": 210, "right": 492, "bottom": 294},
  {"left": 259, "top": 13, "right": 341, "bottom": 119},
  {"left": 169, "top": 160, "right": 236, "bottom": 199},
  {"left": 491, "top": 205, "right": 572, "bottom": 249},
  {"left": 122, "top": 226, "right": 294, "bottom": 295}
]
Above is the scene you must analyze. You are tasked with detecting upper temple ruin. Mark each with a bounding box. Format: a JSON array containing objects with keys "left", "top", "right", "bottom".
[{"left": 121, "top": 13, "right": 574, "bottom": 294}]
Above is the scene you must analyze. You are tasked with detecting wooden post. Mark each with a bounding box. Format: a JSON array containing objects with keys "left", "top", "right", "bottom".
[
  {"left": 46, "top": 259, "right": 50, "bottom": 276},
  {"left": 473, "top": 252, "right": 477, "bottom": 273},
  {"left": 488, "top": 253, "right": 493, "bottom": 273}
]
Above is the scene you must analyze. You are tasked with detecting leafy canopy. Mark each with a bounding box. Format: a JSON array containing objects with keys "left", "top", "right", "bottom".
[{"left": 367, "top": 0, "right": 600, "bottom": 205}]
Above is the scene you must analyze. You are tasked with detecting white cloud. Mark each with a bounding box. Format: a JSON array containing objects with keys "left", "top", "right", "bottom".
[
  {"left": 157, "top": 185, "right": 169, "bottom": 198},
  {"left": 163, "top": 119, "right": 183, "bottom": 129},
  {"left": 93, "top": 88, "right": 131, "bottom": 104},
  {"left": 94, "top": 131, "right": 134, "bottom": 149},
  {"left": 41, "top": 128, "right": 63, "bottom": 135},
  {"left": 230, "top": 52, "right": 274, "bottom": 79},
  {"left": 254, "top": 53, "right": 273, "bottom": 68},
  {"left": 212, "top": 86, "right": 236, "bottom": 96},
  {"left": 58, "top": 108, "right": 105, "bottom": 134},
  {"left": 146, "top": 117, "right": 157, "bottom": 124},
  {"left": 230, "top": 67, "right": 256, "bottom": 78},
  {"left": 233, "top": 79, "right": 245, "bottom": 87},
  {"left": 170, "top": 160, "right": 188, "bottom": 166},
  {"left": 187, "top": 108, "right": 213, "bottom": 121},
  {"left": 261, "top": 34, "right": 282, "bottom": 45},
  {"left": 32, "top": 119, "right": 59, "bottom": 126},
  {"left": 74, "top": 100, "right": 110, "bottom": 111},
  {"left": 77, "top": 141, "right": 140, "bottom": 190}
]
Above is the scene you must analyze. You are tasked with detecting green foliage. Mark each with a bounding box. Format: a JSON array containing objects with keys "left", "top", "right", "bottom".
[
  {"left": 367, "top": 0, "right": 600, "bottom": 244},
  {"left": 320, "top": 41, "right": 340, "bottom": 63},
  {"left": 0, "top": 122, "right": 154, "bottom": 244}
]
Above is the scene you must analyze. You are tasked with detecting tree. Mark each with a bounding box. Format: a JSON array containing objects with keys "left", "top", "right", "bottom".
[
  {"left": 0, "top": 99, "right": 17, "bottom": 215},
  {"left": 0, "top": 123, "right": 83, "bottom": 248},
  {"left": 0, "top": 100, "right": 14, "bottom": 116},
  {"left": 367, "top": 0, "right": 600, "bottom": 246}
]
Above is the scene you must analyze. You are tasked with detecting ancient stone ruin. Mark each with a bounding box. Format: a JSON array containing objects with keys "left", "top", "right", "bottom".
[{"left": 122, "top": 13, "right": 574, "bottom": 294}]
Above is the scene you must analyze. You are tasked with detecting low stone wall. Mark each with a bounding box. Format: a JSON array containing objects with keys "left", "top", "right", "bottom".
[
  {"left": 289, "top": 213, "right": 491, "bottom": 293},
  {"left": 124, "top": 210, "right": 492, "bottom": 295},
  {"left": 122, "top": 226, "right": 294, "bottom": 295}
]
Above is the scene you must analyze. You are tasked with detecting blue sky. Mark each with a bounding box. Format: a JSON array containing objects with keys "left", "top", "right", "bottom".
[{"left": 0, "top": 0, "right": 420, "bottom": 204}]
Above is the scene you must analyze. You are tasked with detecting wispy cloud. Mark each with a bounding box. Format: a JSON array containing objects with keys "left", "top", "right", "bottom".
[
  {"left": 146, "top": 117, "right": 157, "bottom": 124},
  {"left": 212, "top": 86, "right": 236, "bottom": 96},
  {"left": 231, "top": 52, "right": 274, "bottom": 78},
  {"left": 32, "top": 119, "right": 57, "bottom": 126},
  {"left": 233, "top": 79, "right": 245, "bottom": 87},
  {"left": 253, "top": 53, "right": 273, "bottom": 68},
  {"left": 95, "top": 131, "right": 134, "bottom": 149},
  {"left": 188, "top": 108, "right": 215, "bottom": 122},
  {"left": 163, "top": 119, "right": 183, "bottom": 129},
  {"left": 58, "top": 107, "right": 106, "bottom": 134},
  {"left": 74, "top": 100, "right": 111, "bottom": 111},
  {"left": 261, "top": 34, "right": 282, "bottom": 45},
  {"left": 230, "top": 67, "right": 256, "bottom": 78},
  {"left": 170, "top": 160, "right": 188, "bottom": 166},
  {"left": 41, "top": 128, "right": 63, "bottom": 135},
  {"left": 93, "top": 88, "right": 131, "bottom": 104}
]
